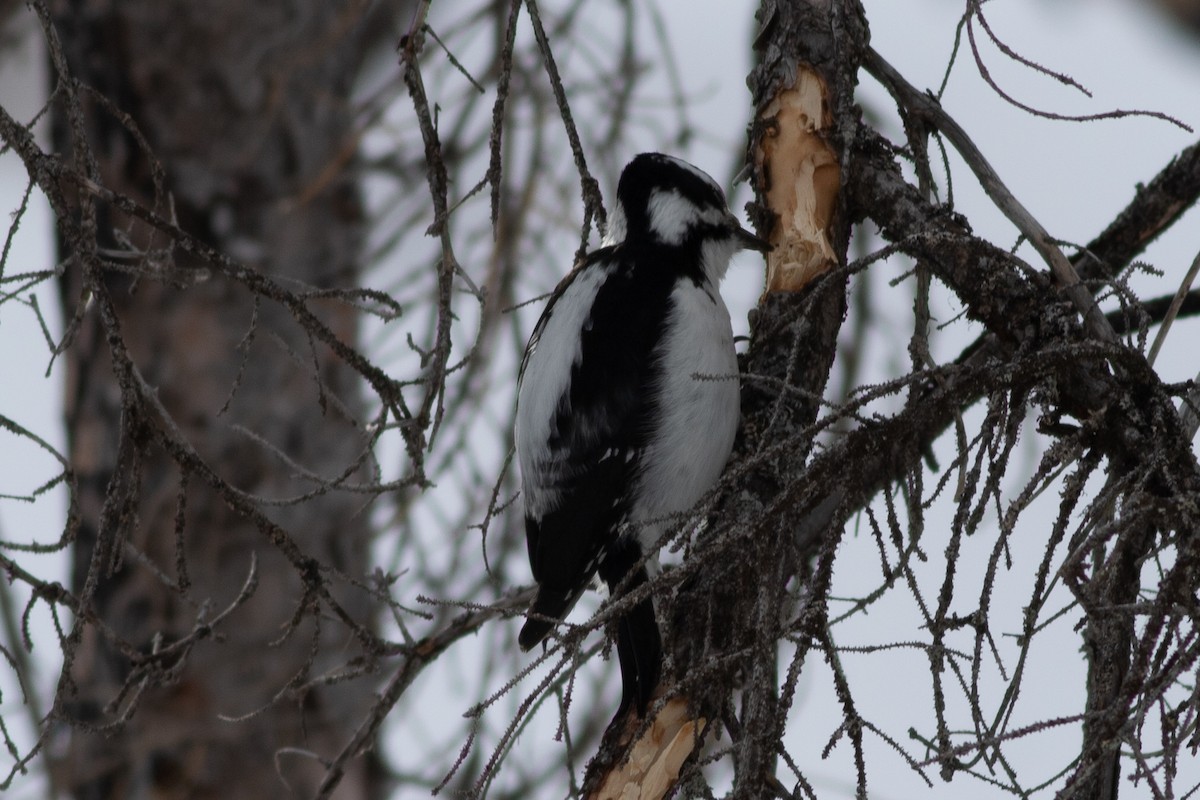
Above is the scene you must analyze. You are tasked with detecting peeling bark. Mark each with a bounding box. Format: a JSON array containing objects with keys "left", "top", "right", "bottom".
[
  {"left": 582, "top": 1, "right": 868, "bottom": 796},
  {"left": 756, "top": 73, "right": 840, "bottom": 293},
  {"left": 589, "top": 698, "right": 704, "bottom": 800}
]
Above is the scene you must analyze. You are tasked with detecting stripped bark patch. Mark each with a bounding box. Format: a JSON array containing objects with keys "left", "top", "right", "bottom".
[{"left": 756, "top": 69, "right": 840, "bottom": 293}]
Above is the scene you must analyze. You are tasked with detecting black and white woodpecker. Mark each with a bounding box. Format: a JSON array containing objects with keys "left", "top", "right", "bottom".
[{"left": 515, "top": 152, "right": 768, "bottom": 716}]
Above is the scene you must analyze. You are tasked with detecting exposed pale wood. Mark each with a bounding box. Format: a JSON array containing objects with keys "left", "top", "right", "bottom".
[
  {"left": 591, "top": 698, "right": 703, "bottom": 800},
  {"left": 756, "top": 70, "right": 840, "bottom": 293}
]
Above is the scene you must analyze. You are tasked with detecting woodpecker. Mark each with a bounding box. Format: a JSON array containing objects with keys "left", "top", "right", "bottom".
[{"left": 515, "top": 152, "right": 767, "bottom": 716}]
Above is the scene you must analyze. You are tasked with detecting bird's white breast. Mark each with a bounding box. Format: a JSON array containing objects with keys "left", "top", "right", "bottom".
[{"left": 631, "top": 279, "right": 739, "bottom": 545}]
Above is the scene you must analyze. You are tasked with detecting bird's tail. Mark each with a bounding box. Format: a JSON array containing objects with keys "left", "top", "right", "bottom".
[
  {"left": 599, "top": 541, "right": 662, "bottom": 717},
  {"left": 613, "top": 575, "right": 661, "bottom": 717}
]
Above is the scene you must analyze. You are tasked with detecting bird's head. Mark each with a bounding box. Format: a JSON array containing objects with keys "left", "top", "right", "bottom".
[{"left": 602, "top": 153, "right": 768, "bottom": 281}]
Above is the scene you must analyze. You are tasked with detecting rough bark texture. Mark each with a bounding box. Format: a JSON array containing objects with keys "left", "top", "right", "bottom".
[
  {"left": 6, "top": 1, "right": 1200, "bottom": 796},
  {"left": 849, "top": 57, "right": 1200, "bottom": 800},
  {"left": 584, "top": 1, "right": 1200, "bottom": 797},
  {"left": 47, "top": 2, "right": 379, "bottom": 797},
  {"left": 716, "top": 4, "right": 866, "bottom": 795},
  {"left": 583, "top": 2, "right": 868, "bottom": 796}
]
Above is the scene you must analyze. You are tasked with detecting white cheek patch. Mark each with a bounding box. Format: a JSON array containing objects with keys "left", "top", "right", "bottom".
[
  {"left": 647, "top": 189, "right": 731, "bottom": 250},
  {"left": 647, "top": 188, "right": 695, "bottom": 246}
]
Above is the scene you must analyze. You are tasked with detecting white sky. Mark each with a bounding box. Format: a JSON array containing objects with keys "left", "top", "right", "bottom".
[{"left": 2, "top": 1, "right": 1199, "bottom": 797}]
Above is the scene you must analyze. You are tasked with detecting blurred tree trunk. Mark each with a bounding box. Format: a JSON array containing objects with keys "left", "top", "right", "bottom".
[
  {"left": 47, "top": 2, "right": 380, "bottom": 797},
  {"left": 1154, "top": 0, "right": 1200, "bottom": 31}
]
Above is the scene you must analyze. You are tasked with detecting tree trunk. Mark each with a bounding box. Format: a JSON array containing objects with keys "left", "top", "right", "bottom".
[
  {"left": 47, "top": 2, "right": 379, "bottom": 797},
  {"left": 584, "top": 2, "right": 868, "bottom": 796}
]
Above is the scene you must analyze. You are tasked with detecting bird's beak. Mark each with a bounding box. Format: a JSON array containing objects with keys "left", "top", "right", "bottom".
[{"left": 735, "top": 222, "right": 772, "bottom": 253}]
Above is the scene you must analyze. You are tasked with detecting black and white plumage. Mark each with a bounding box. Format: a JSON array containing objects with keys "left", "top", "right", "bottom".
[{"left": 515, "top": 152, "right": 767, "bottom": 716}]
